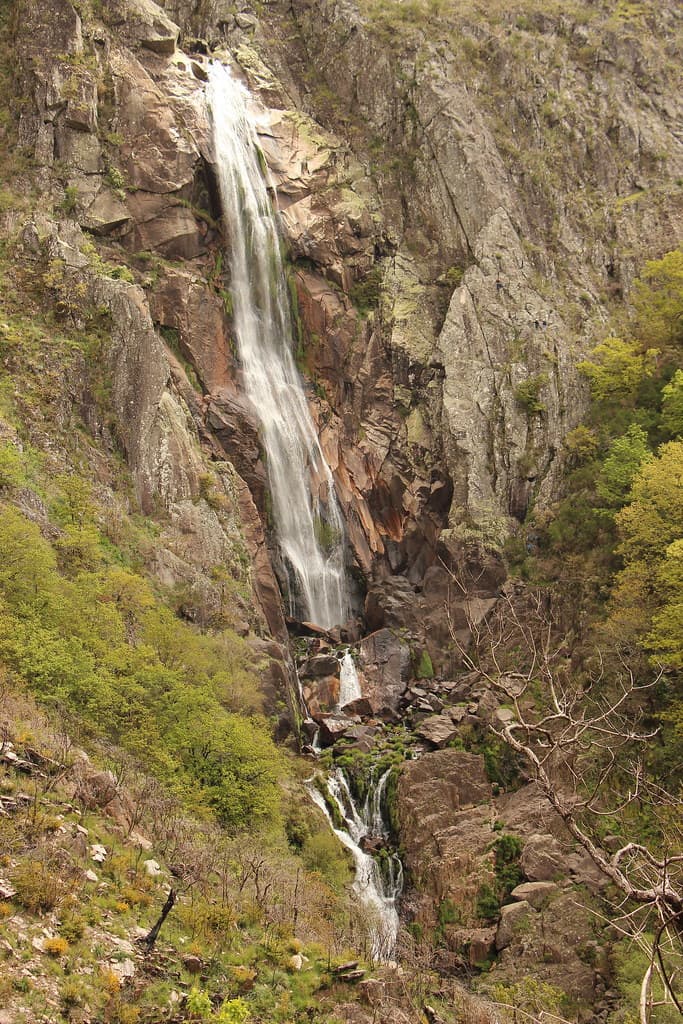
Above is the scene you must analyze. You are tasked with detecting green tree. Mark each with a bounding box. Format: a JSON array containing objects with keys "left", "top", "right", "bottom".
[
  {"left": 578, "top": 335, "right": 658, "bottom": 404},
  {"left": 632, "top": 247, "right": 683, "bottom": 350},
  {"left": 661, "top": 368, "right": 683, "bottom": 438},
  {"left": 595, "top": 423, "right": 652, "bottom": 510},
  {"left": 610, "top": 441, "right": 683, "bottom": 656}
]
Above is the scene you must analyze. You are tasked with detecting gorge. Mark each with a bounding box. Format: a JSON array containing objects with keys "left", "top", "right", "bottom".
[{"left": 0, "top": 0, "right": 681, "bottom": 1022}]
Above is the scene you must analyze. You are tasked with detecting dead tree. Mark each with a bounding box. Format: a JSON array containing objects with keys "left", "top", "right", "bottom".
[
  {"left": 449, "top": 582, "right": 683, "bottom": 1023},
  {"left": 137, "top": 888, "right": 176, "bottom": 953}
]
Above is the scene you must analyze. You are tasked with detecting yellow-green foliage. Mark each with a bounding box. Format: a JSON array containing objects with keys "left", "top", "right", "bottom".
[
  {"left": 610, "top": 440, "right": 683, "bottom": 668},
  {"left": 0, "top": 500, "right": 284, "bottom": 832},
  {"left": 632, "top": 247, "right": 683, "bottom": 351},
  {"left": 43, "top": 936, "right": 70, "bottom": 957},
  {"left": 578, "top": 336, "right": 658, "bottom": 404}
]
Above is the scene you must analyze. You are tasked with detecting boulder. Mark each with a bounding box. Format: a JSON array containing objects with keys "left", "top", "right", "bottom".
[
  {"left": 116, "top": 0, "right": 179, "bottom": 54},
  {"left": 183, "top": 954, "right": 203, "bottom": 974},
  {"left": 316, "top": 713, "right": 355, "bottom": 746},
  {"left": 341, "top": 697, "right": 374, "bottom": 718},
  {"left": 521, "top": 833, "right": 565, "bottom": 882},
  {"left": 510, "top": 881, "right": 558, "bottom": 910},
  {"left": 300, "top": 654, "right": 340, "bottom": 678},
  {"left": 496, "top": 900, "right": 533, "bottom": 951},
  {"left": 302, "top": 674, "right": 340, "bottom": 714},
  {"left": 359, "top": 628, "right": 410, "bottom": 715},
  {"left": 82, "top": 191, "right": 131, "bottom": 235},
  {"left": 465, "top": 927, "right": 497, "bottom": 967},
  {"left": 415, "top": 714, "right": 458, "bottom": 748}
]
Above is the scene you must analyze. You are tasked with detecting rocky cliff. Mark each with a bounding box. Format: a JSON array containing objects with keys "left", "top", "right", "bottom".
[{"left": 2, "top": 0, "right": 682, "bottom": 1019}]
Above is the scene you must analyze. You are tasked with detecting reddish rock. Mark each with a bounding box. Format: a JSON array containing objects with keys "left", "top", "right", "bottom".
[
  {"left": 415, "top": 714, "right": 458, "bottom": 748},
  {"left": 316, "top": 713, "right": 356, "bottom": 747},
  {"left": 149, "top": 267, "right": 234, "bottom": 391},
  {"left": 302, "top": 674, "right": 341, "bottom": 715},
  {"left": 341, "top": 697, "right": 373, "bottom": 717},
  {"left": 359, "top": 628, "right": 410, "bottom": 715}
]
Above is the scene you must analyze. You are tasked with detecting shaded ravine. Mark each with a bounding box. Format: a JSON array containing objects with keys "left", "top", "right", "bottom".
[{"left": 207, "top": 62, "right": 349, "bottom": 630}]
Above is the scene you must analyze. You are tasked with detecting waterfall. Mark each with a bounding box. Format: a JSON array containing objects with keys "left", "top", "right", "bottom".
[
  {"left": 338, "top": 649, "right": 362, "bottom": 709},
  {"left": 363, "top": 766, "right": 391, "bottom": 837},
  {"left": 307, "top": 767, "right": 402, "bottom": 961},
  {"left": 207, "top": 63, "right": 349, "bottom": 629}
]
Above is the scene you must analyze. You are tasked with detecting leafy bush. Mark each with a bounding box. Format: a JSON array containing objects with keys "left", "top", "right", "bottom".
[
  {"left": 0, "top": 502, "right": 286, "bottom": 834},
  {"left": 492, "top": 833, "right": 523, "bottom": 895},
  {"left": 514, "top": 373, "right": 548, "bottom": 414},
  {"left": 43, "top": 936, "right": 70, "bottom": 957},
  {"left": 475, "top": 882, "right": 500, "bottom": 922},
  {"left": 415, "top": 649, "right": 434, "bottom": 679},
  {"left": 0, "top": 442, "right": 24, "bottom": 489},
  {"left": 11, "top": 859, "right": 66, "bottom": 912}
]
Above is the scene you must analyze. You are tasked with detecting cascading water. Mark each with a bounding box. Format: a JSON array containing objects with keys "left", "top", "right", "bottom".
[
  {"left": 207, "top": 62, "right": 349, "bottom": 629},
  {"left": 207, "top": 61, "right": 402, "bottom": 961},
  {"left": 308, "top": 767, "right": 402, "bottom": 961},
  {"left": 338, "top": 649, "right": 362, "bottom": 709}
]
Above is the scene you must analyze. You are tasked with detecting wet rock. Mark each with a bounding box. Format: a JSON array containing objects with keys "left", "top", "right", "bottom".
[
  {"left": 341, "top": 697, "right": 373, "bottom": 718},
  {"left": 496, "top": 900, "right": 533, "bottom": 951},
  {"left": 300, "top": 654, "right": 340, "bottom": 678},
  {"left": 303, "top": 674, "right": 340, "bottom": 714},
  {"left": 316, "top": 713, "right": 355, "bottom": 746},
  {"left": 337, "top": 725, "right": 377, "bottom": 753}
]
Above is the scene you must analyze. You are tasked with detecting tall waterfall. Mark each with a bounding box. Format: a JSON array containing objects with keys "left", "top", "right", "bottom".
[
  {"left": 308, "top": 768, "right": 402, "bottom": 961},
  {"left": 207, "top": 63, "right": 349, "bottom": 629}
]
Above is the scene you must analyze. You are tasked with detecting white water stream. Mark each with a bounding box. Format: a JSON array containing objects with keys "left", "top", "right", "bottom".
[
  {"left": 308, "top": 767, "right": 402, "bottom": 961},
  {"left": 338, "top": 650, "right": 362, "bottom": 709},
  {"left": 207, "top": 63, "right": 349, "bottom": 629},
  {"left": 207, "top": 62, "right": 402, "bottom": 961}
]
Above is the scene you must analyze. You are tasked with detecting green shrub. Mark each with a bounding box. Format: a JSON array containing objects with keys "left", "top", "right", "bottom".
[
  {"left": 60, "top": 185, "right": 79, "bottom": 214},
  {"left": 415, "top": 649, "right": 434, "bottom": 679},
  {"left": 0, "top": 442, "right": 24, "bottom": 489},
  {"left": 514, "top": 373, "right": 549, "bottom": 414},
  {"left": 11, "top": 859, "right": 66, "bottom": 912},
  {"left": 492, "top": 833, "right": 523, "bottom": 895},
  {"left": 437, "top": 897, "right": 460, "bottom": 926},
  {"left": 475, "top": 883, "right": 500, "bottom": 922}
]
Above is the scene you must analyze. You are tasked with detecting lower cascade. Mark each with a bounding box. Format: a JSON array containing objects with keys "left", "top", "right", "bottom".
[{"left": 308, "top": 767, "right": 403, "bottom": 962}]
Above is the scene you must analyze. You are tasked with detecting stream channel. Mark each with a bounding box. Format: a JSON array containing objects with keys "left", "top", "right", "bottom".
[{"left": 207, "top": 61, "right": 402, "bottom": 961}]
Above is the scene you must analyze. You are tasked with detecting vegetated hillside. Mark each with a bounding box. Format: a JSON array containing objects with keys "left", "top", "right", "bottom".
[{"left": 0, "top": 0, "right": 681, "bottom": 1021}]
